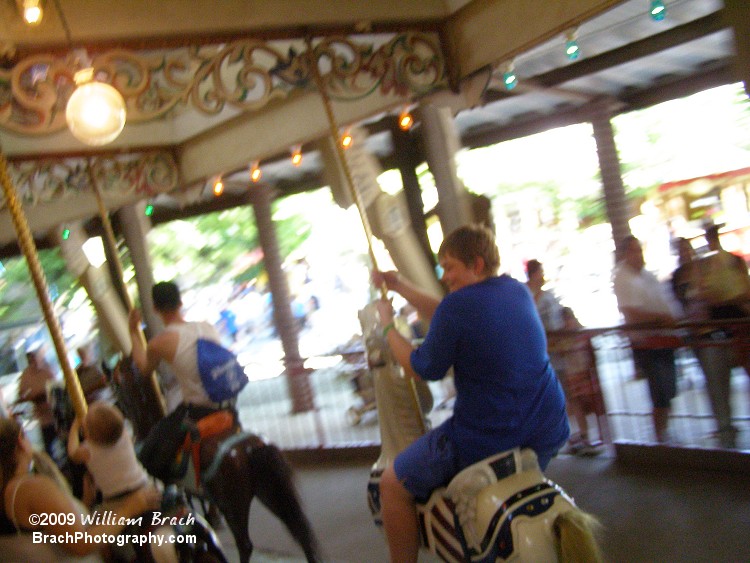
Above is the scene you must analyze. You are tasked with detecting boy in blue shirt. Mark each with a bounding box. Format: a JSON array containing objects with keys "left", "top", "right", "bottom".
[{"left": 374, "top": 224, "right": 569, "bottom": 562}]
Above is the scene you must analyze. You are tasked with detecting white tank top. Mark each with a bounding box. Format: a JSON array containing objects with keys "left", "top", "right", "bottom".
[
  {"left": 86, "top": 430, "right": 148, "bottom": 499},
  {"left": 164, "top": 321, "right": 222, "bottom": 407}
]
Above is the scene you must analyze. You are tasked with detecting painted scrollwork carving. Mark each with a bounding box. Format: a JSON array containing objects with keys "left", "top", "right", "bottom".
[
  {"left": 1, "top": 151, "right": 178, "bottom": 210},
  {"left": 0, "top": 33, "right": 445, "bottom": 136}
]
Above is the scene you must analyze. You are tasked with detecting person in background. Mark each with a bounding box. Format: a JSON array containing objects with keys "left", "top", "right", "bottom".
[
  {"left": 15, "top": 347, "right": 56, "bottom": 458},
  {"left": 613, "top": 235, "right": 678, "bottom": 443},
  {"left": 671, "top": 238, "right": 703, "bottom": 319},
  {"left": 552, "top": 307, "right": 605, "bottom": 455},
  {"left": 525, "top": 259, "right": 564, "bottom": 332},
  {"left": 373, "top": 224, "right": 569, "bottom": 563},
  {"left": 526, "top": 260, "right": 593, "bottom": 450},
  {"left": 76, "top": 344, "right": 109, "bottom": 404},
  {"left": 691, "top": 226, "right": 750, "bottom": 448},
  {"left": 702, "top": 224, "right": 750, "bottom": 375}
]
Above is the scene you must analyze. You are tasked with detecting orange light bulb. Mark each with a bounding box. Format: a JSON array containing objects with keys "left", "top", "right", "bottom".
[{"left": 213, "top": 178, "right": 224, "bottom": 196}]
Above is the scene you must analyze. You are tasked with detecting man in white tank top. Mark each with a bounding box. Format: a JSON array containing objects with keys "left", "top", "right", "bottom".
[{"left": 128, "top": 281, "right": 231, "bottom": 483}]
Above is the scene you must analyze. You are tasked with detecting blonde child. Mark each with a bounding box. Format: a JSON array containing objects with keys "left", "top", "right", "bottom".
[
  {"left": 555, "top": 307, "right": 606, "bottom": 456},
  {"left": 67, "top": 402, "right": 150, "bottom": 507}
]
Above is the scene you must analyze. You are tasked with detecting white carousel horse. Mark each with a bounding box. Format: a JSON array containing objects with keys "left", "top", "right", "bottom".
[{"left": 359, "top": 303, "right": 603, "bottom": 562}]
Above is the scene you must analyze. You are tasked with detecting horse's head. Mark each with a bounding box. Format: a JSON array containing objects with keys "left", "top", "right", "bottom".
[
  {"left": 112, "top": 356, "right": 165, "bottom": 442},
  {"left": 443, "top": 448, "right": 578, "bottom": 562}
]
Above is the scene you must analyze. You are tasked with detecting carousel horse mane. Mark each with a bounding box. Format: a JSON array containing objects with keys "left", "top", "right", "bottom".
[
  {"left": 113, "top": 357, "right": 322, "bottom": 563},
  {"left": 554, "top": 509, "right": 604, "bottom": 563}
]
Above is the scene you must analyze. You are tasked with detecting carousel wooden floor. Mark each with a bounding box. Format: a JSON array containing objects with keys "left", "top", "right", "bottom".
[{"left": 214, "top": 448, "right": 750, "bottom": 563}]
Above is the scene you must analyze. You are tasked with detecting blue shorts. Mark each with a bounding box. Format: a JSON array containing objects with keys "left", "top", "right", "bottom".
[
  {"left": 394, "top": 423, "right": 459, "bottom": 502},
  {"left": 393, "top": 422, "right": 564, "bottom": 502}
]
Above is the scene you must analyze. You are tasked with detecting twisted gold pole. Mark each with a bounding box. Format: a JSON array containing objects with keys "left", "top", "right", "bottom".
[
  {"left": 87, "top": 162, "right": 166, "bottom": 416},
  {"left": 305, "top": 38, "right": 388, "bottom": 300},
  {"left": 0, "top": 150, "right": 87, "bottom": 420},
  {"left": 306, "top": 38, "right": 426, "bottom": 434}
]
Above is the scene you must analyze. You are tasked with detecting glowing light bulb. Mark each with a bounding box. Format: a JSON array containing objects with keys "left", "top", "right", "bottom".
[
  {"left": 144, "top": 203, "right": 154, "bottom": 216},
  {"left": 291, "top": 146, "right": 302, "bottom": 166},
  {"left": 341, "top": 131, "right": 353, "bottom": 149},
  {"left": 250, "top": 162, "right": 262, "bottom": 183},
  {"left": 23, "top": 0, "right": 43, "bottom": 25},
  {"left": 213, "top": 177, "right": 224, "bottom": 196},
  {"left": 565, "top": 29, "right": 580, "bottom": 60},
  {"left": 650, "top": 0, "right": 666, "bottom": 21},
  {"left": 398, "top": 110, "right": 414, "bottom": 131},
  {"left": 65, "top": 68, "right": 126, "bottom": 146},
  {"left": 62, "top": 227, "right": 71, "bottom": 240}
]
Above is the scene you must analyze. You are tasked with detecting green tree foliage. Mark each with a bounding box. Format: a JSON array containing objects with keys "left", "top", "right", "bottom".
[
  {"left": 147, "top": 199, "right": 311, "bottom": 287},
  {"left": 732, "top": 87, "right": 750, "bottom": 152},
  {"left": 0, "top": 249, "right": 79, "bottom": 323}
]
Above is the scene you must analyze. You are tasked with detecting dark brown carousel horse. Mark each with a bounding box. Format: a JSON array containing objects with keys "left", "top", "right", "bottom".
[{"left": 113, "top": 357, "right": 322, "bottom": 563}]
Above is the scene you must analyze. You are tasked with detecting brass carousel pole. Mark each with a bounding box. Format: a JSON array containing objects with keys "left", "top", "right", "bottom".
[
  {"left": 87, "top": 162, "right": 166, "bottom": 416},
  {"left": 306, "top": 38, "right": 426, "bottom": 433},
  {"left": 0, "top": 150, "right": 88, "bottom": 420},
  {"left": 305, "top": 38, "right": 386, "bottom": 297}
]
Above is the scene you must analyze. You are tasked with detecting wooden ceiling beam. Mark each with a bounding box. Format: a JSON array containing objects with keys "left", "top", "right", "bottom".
[
  {"left": 11, "top": 19, "right": 444, "bottom": 60},
  {"left": 491, "top": 9, "right": 726, "bottom": 96}
]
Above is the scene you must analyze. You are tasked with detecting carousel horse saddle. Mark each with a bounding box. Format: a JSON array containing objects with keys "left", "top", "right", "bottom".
[
  {"left": 176, "top": 410, "right": 241, "bottom": 488},
  {"left": 417, "top": 448, "right": 576, "bottom": 562}
]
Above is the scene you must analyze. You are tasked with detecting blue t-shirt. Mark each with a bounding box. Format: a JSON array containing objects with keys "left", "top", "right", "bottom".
[{"left": 410, "top": 275, "right": 569, "bottom": 466}]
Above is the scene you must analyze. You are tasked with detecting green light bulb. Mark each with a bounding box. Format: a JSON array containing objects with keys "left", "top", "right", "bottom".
[
  {"left": 566, "top": 40, "right": 580, "bottom": 60},
  {"left": 650, "top": 0, "right": 666, "bottom": 21},
  {"left": 62, "top": 228, "right": 71, "bottom": 240},
  {"left": 145, "top": 204, "right": 154, "bottom": 216}
]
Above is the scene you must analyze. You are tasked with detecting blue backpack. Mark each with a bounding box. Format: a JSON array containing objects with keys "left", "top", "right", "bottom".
[{"left": 196, "top": 338, "right": 249, "bottom": 402}]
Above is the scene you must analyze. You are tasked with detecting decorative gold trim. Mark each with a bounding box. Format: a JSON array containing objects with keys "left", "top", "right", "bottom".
[
  {"left": 0, "top": 33, "right": 446, "bottom": 136},
  {"left": 1, "top": 151, "right": 178, "bottom": 209}
]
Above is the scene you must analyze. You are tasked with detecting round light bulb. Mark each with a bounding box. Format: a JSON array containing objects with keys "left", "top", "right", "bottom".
[
  {"left": 23, "top": 0, "right": 43, "bottom": 25},
  {"left": 24, "top": 7, "right": 42, "bottom": 25},
  {"left": 66, "top": 80, "right": 126, "bottom": 146},
  {"left": 398, "top": 112, "right": 413, "bottom": 131}
]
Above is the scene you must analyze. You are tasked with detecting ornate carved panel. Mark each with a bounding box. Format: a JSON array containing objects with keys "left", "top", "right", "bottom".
[
  {"left": 2, "top": 151, "right": 179, "bottom": 210},
  {"left": 0, "top": 33, "right": 446, "bottom": 136}
]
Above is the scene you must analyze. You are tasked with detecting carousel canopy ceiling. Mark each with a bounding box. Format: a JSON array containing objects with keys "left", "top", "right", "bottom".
[{"left": 0, "top": 0, "right": 745, "bottom": 255}]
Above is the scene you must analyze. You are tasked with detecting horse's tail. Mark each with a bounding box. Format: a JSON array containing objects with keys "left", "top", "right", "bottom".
[
  {"left": 251, "top": 444, "right": 322, "bottom": 563},
  {"left": 553, "top": 507, "right": 605, "bottom": 563}
]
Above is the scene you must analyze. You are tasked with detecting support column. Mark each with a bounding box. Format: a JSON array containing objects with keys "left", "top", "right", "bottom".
[
  {"left": 590, "top": 99, "right": 633, "bottom": 249},
  {"left": 57, "top": 225, "right": 130, "bottom": 354},
  {"left": 724, "top": 0, "right": 750, "bottom": 97},
  {"left": 251, "top": 184, "right": 315, "bottom": 414},
  {"left": 119, "top": 202, "right": 179, "bottom": 413},
  {"left": 118, "top": 202, "right": 163, "bottom": 339},
  {"left": 418, "top": 104, "right": 472, "bottom": 237},
  {"left": 391, "top": 120, "right": 436, "bottom": 270}
]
